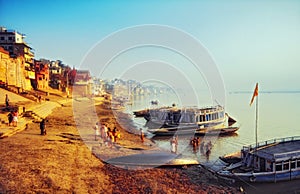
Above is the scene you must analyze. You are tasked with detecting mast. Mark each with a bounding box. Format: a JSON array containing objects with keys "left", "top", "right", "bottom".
[
  {"left": 250, "top": 83, "right": 259, "bottom": 150},
  {"left": 255, "top": 93, "right": 258, "bottom": 149}
]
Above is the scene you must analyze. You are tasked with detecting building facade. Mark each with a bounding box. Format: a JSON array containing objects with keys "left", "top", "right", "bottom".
[
  {"left": 34, "top": 59, "right": 49, "bottom": 90},
  {"left": 0, "top": 27, "right": 34, "bottom": 91}
]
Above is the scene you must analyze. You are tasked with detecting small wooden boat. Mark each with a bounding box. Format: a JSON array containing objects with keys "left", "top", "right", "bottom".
[
  {"left": 217, "top": 136, "right": 300, "bottom": 182},
  {"left": 150, "top": 100, "right": 159, "bottom": 105}
]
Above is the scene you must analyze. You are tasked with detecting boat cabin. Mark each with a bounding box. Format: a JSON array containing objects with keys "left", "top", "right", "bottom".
[{"left": 240, "top": 136, "right": 300, "bottom": 181}]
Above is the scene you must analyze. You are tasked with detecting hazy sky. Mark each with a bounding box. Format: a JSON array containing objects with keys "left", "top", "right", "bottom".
[{"left": 1, "top": 0, "right": 300, "bottom": 91}]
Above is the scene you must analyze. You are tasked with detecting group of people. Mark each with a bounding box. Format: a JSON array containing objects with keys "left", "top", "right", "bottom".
[
  {"left": 5, "top": 94, "right": 18, "bottom": 127},
  {"left": 7, "top": 109, "right": 18, "bottom": 127},
  {"left": 94, "top": 122, "right": 121, "bottom": 148},
  {"left": 190, "top": 137, "right": 213, "bottom": 157}
]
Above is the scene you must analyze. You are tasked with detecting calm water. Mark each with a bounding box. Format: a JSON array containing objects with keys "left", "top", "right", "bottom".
[{"left": 125, "top": 92, "right": 300, "bottom": 163}]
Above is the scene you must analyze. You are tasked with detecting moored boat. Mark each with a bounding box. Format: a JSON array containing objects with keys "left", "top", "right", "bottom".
[
  {"left": 217, "top": 136, "right": 300, "bottom": 182},
  {"left": 134, "top": 105, "right": 238, "bottom": 136},
  {"left": 134, "top": 104, "right": 237, "bottom": 127}
]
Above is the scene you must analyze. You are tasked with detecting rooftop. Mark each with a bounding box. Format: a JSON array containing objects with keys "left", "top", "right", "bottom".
[{"left": 255, "top": 138, "right": 300, "bottom": 161}]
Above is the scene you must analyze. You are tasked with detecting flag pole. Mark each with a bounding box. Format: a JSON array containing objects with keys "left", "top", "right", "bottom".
[{"left": 255, "top": 93, "right": 258, "bottom": 150}]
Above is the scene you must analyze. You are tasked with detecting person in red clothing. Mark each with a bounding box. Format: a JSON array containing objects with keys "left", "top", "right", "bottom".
[{"left": 140, "top": 128, "right": 145, "bottom": 143}]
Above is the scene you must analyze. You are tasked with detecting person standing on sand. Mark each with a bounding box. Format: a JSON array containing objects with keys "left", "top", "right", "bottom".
[
  {"left": 7, "top": 111, "right": 13, "bottom": 126},
  {"left": 94, "top": 122, "right": 99, "bottom": 141},
  {"left": 140, "top": 128, "right": 145, "bottom": 143},
  {"left": 5, "top": 94, "right": 9, "bottom": 108},
  {"left": 170, "top": 136, "right": 178, "bottom": 154},
  {"left": 12, "top": 110, "right": 18, "bottom": 127},
  {"left": 103, "top": 124, "right": 108, "bottom": 140},
  {"left": 40, "top": 119, "right": 46, "bottom": 135}
]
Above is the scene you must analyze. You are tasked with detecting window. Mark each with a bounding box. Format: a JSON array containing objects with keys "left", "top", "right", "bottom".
[
  {"left": 283, "top": 162, "right": 289, "bottom": 170},
  {"left": 297, "top": 159, "right": 300, "bottom": 168},
  {"left": 0, "top": 37, "right": 4, "bottom": 40},
  {"left": 200, "top": 115, "right": 204, "bottom": 122},
  {"left": 276, "top": 162, "right": 282, "bottom": 171},
  {"left": 291, "top": 160, "right": 296, "bottom": 169},
  {"left": 8, "top": 37, "right": 12, "bottom": 40}
]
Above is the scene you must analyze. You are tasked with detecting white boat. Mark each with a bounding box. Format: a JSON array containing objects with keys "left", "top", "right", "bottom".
[
  {"left": 217, "top": 136, "right": 300, "bottom": 182},
  {"left": 134, "top": 105, "right": 238, "bottom": 136},
  {"left": 135, "top": 105, "right": 234, "bottom": 127}
]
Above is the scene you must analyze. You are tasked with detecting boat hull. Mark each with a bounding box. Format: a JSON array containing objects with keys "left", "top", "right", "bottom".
[
  {"left": 218, "top": 169, "right": 300, "bottom": 183},
  {"left": 216, "top": 136, "right": 300, "bottom": 183},
  {"left": 148, "top": 126, "right": 239, "bottom": 136}
]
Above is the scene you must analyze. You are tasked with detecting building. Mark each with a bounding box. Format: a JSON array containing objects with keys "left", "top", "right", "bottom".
[
  {"left": 0, "top": 26, "right": 35, "bottom": 91},
  {"left": 0, "top": 46, "right": 10, "bottom": 88},
  {"left": 69, "top": 69, "right": 92, "bottom": 96},
  {"left": 49, "top": 60, "right": 63, "bottom": 89},
  {"left": 34, "top": 59, "right": 49, "bottom": 90}
]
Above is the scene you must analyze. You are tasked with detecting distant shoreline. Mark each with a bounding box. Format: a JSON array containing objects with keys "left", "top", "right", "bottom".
[{"left": 229, "top": 91, "right": 300, "bottom": 94}]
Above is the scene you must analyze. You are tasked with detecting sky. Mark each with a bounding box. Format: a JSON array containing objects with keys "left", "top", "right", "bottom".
[{"left": 1, "top": 0, "right": 300, "bottom": 92}]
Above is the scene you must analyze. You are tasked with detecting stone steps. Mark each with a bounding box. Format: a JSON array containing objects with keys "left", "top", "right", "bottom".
[
  {"left": 0, "top": 101, "right": 63, "bottom": 138},
  {"left": 25, "top": 101, "right": 61, "bottom": 122}
]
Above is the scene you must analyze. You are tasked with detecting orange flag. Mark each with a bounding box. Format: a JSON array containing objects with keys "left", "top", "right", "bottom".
[{"left": 250, "top": 83, "right": 258, "bottom": 106}]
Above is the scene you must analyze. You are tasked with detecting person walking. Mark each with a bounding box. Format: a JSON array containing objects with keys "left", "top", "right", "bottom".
[
  {"left": 140, "top": 128, "right": 145, "bottom": 143},
  {"left": 5, "top": 94, "right": 9, "bottom": 108},
  {"left": 7, "top": 111, "right": 13, "bottom": 126},
  {"left": 12, "top": 110, "right": 18, "bottom": 127},
  {"left": 40, "top": 119, "right": 46, "bottom": 135},
  {"left": 94, "top": 122, "right": 99, "bottom": 141},
  {"left": 170, "top": 137, "right": 177, "bottom": 153}
]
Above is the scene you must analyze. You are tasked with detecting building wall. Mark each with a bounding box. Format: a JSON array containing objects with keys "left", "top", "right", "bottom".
[
  {"left": 35, "top": 62, "right": 49, "bottom": 90},
  {"left": 0, "top": 27, "right": 24, "bottom": 44},
  {"left": 72, "top": 84, "right": 92, "bottom": 97},
  {"left": 0, "top": 47, "right": 9, "bottom": 83},
  {"left": 0, "top": 48, "right": 32, "bottom": 91}
]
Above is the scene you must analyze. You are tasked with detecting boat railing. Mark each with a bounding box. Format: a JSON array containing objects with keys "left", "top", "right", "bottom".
[
  {"left": 242, "top": 136, "right": 300, "bottom": 152},
  {"left": 187, "top": 107, "right": 224, "bottom": 115}
]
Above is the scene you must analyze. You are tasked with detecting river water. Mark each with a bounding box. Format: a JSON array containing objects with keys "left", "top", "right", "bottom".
[{"left": 124, "top": 91, "right": 300, "bottom": 163}]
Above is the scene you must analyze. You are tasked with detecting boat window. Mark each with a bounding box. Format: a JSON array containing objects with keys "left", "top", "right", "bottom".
[
  {"left": 283, "top": 162, "right": 289, "bottom": 170},
  {"left": 219, "top": 112, "right": 224, "bottom": 119},
  {"left": 291, "top": 160, "right": 296, "bottom": 169},
  {"left": 190, "top": 115, "right": 194, "bottom": 122},
  {"left": 276, "top": 163, "right": 282, "bottom": 171},
  {"left": 297, "top": 160, "right": 300, "bottom": 168}
]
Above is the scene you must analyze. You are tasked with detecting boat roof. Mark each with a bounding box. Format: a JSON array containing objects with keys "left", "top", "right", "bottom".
[
  {"left": 255, "top": 139, "right": 300, "bottom": 162},
  {"left": 149, "top": 105, "right": 224, "bottom": 112}
]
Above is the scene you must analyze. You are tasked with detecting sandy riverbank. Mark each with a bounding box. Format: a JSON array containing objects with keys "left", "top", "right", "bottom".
[{"left": 0, "top": 95, "right": 241, "bottom": 193}]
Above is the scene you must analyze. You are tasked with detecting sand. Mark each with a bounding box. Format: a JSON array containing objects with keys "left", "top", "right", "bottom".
[{"left": 0, "top": 95, "right": 241, "bottom": 193}]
